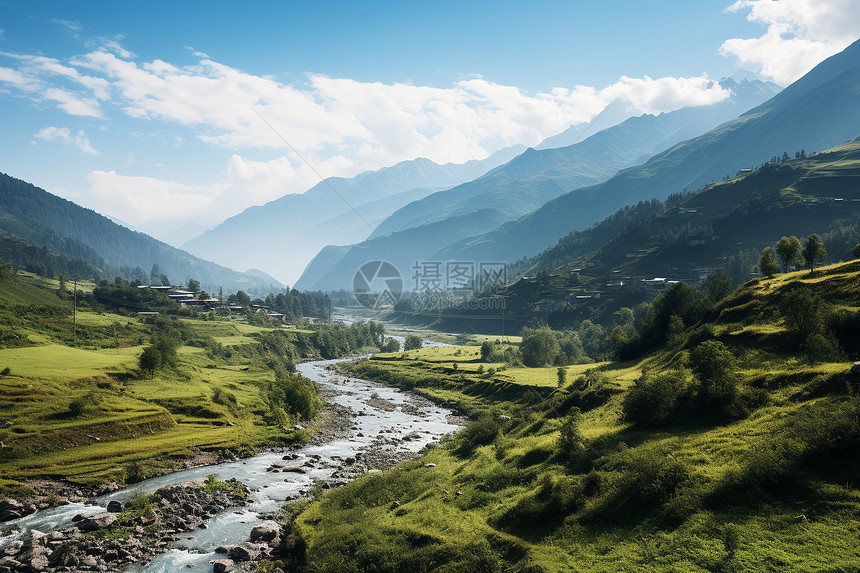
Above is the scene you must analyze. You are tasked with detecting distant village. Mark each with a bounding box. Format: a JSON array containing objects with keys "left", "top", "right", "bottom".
[{"left": 135, "top": 285, "right": 322, "bottom": 327}]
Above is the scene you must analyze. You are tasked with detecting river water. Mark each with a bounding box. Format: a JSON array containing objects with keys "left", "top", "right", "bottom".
[{"left": 0, "top": 352, "right": 461, "bottom": 571}]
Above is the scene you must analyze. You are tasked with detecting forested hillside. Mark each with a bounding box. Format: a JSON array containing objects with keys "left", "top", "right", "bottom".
[{"left": 0, "top": 172, "right": 281, "bottom": 293}]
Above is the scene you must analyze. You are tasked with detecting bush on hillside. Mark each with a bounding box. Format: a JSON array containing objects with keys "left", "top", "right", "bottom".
[
  {"left": 689, "top": 340, "right": 738, "bottom": 408},
  {"left": 455, "top": 414, "right": 502, "bottom": 456},
  {"left": 558, "top": 407, "right": 587, "bottom": 459},
  {"left": 622, "top": 370, "right": 688, "bottom": 427}
]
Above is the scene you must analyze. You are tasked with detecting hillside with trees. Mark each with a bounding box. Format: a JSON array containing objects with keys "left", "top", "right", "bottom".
[
  {"left": 297, "top": 259, "right": 860, "bottom": 572},
  {"left": 386, "top": 139, "right": 860, "bottom": 334},
  {"left": 0, "top": 172, "right": 281, "bottom": 293}
]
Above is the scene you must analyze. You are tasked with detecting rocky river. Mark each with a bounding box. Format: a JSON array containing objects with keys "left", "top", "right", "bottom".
[{"left": 0, "top": 354, "right": 463, "bottom": 572}]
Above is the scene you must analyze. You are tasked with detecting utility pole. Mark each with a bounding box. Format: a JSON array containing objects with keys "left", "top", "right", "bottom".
[{"left": 73, "top": 279, "right": 77, "bottom": 336}]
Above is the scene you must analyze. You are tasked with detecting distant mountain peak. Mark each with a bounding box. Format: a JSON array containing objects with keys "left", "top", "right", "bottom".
[{"left": 729, "top": 68, "right": 770, "bottom": 84}]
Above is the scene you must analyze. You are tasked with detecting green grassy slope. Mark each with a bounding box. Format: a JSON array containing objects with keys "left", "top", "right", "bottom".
[
  {"left": 0, "top": 274, "right": 323, "bottom": 486},
  {"left": 288, "top": 262, "right": 860, "bottom": 572}
]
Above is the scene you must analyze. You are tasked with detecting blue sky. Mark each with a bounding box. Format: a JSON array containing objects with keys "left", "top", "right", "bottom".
[{"left": 1, "top": 0, "right": 857, "bottom": 245}]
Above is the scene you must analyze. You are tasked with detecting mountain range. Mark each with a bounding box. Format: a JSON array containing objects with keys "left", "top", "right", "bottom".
[
  {"left": 181, "top": 146, "right": 526, "bottom": 285},
  {"left": 296, "top": 77, "right": 782, "bottom": 291},
  {"left": 438, "top": 39, "right": 860, "bottom": 268}
]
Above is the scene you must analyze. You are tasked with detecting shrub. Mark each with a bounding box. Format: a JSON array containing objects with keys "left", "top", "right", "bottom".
[
  {"left": 558, "top": 407, "right": 586, "bottom": 459},
  {"left": 689, "top": 340, "right": 738, "bottom": 407},
  {"left": 403, "top": 335, "right": 422, "bottom": 351},
  {"left": 125, "top": 460, "right": 146, "bottom": 484},
  {"left": 270, "top": 371, "right": 322, "bottom": 421},
  {"left": 622, "top": 451, "right": 692, "bottom": 508},
  {"left": 212, "top": 387, "right": 238, "bottom": 408},
  {"left": 573, "top": 369, "right": 609, "bottom": 391},
  {"left": 622, "top": 370, "right": 687, "bottom": 427},
  {"left": 0, "top": 367, "right": 9, "bottom": 376},
  {"left": 67, "top": 396, "right": 89, "bottom": 417},
  {"left": 802, "top": 333, "right": 841, "bottom": 364},
  {"left": 494, "top": 474, "right": 586, "bottom": 533},
  {"left": 127, "top": 491, "right": 157, "bottom": 513},
  {"left": 455, "top": 414, "right": 501, "bottom": 456}
]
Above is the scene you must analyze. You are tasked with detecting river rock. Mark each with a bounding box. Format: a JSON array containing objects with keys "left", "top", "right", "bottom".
[
  {"left": 28, "top": 554, "right": 49, "bottom": 571},
  {"left": 250, "top": 520, "right": 280, "bottom": 544},
  {"left": 0, "top": 499, "right": 36, "bottom": 522},
  {"left": 213, "top": 559, "right": 235, "bottom": 572},
  {"left": 229, "top": 542, "right": 263, "bottom": 561},
  {"left": 98, "top": 481, "right": 119, "bottom": 495},
  {"left": 77, "top": 512, "right": 117, "bottom": 532},
  {"left": 282, "top": 467, "right": 307, "bottom": 474},
  {"left": 106, "top": 500, "right": 124, "bottom": 513}
]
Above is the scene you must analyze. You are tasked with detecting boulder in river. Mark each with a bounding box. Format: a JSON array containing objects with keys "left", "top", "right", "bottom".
[
  {"left": 229, "top": 542, "right": 264, "bottom": 561},
  {"left": 77, "top": 512, "right": 118, "bottom": 532},
  {"left": 250, "top": 520, "right": 281, "bottom": 544},
  {"left": 282, "top": 467, "right": 307, "bottom": 474}
]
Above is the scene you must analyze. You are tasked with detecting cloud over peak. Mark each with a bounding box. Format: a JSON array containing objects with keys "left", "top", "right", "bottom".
[{"left": 721, "top": 0, "right": 860, "bottom": 85}]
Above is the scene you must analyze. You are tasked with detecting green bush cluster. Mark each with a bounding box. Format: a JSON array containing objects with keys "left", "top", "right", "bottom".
[{"left": 622, "top": 370, "right": 688, "bottom": 427}]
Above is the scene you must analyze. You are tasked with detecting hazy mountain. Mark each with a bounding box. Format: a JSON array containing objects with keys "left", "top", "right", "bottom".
[
  {"left": 296, "top": 209, "right": 512, "bottom": 292},
  {"left": 137, "top": 218, "right": 217, "bottom": 248},
  {"left": 298, "top": 78, "right": 781, "bottom": 291},
  {"left": 437, "top": 40, "right": 860, "bottom": 266},
  {"left": 534, "top": 100, "right": 637, "bottom": 151},
  {"left": 181, "top": 146, "right": 525, "bottom": 285},
  {"left": 372, "top": 80, "right": 780, "bottom": 240},
  {"left": 0, "top": 172, "right": 281, "bottom": 293}
]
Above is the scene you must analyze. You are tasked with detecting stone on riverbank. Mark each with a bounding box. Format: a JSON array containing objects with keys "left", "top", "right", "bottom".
[
  {"left": 0, "top": 500, "right": 36, "bottom": 522},
  {"left": 250, "top": 520, "right": 281, "bottom": 543}
]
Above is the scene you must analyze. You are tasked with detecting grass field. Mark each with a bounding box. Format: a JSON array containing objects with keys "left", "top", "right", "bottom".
[
  {"left": 289, "top": 262, "right": 860, "bottom": 573},
  {"left": 0, "top": 273, "right": 329, "bottom": 486}
]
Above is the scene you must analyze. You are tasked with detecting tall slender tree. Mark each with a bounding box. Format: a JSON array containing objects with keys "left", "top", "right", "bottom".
[{"left": 802, "top": 234, "right": 827, "bottom": 272}]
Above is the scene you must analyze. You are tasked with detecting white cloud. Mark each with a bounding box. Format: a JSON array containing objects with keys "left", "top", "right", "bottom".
[
  {"left": 43, "top": 87, "right": 103, "bottom": 117},
  {"left": 102, "top": 39, "right": 135, "bottom": 60},
  {"left": 82, "top": 154, "right": 315, "bottom": 227},
  {"left": 52, "top": 19, "right": 82, "bottom": 32},
  {"left": 88, "top": 170, "right": 205, "bottom": 224},
  {"left": 598, "top": 75, "right": 731, "bottom": 114},
  {"left": 34, "top": 126, "right": 99, "bottom": 155},
  {"left": 721, "top": 0, "right": 860, "bottom": 85},
  {"left": 0, "top": 66, "right": 33, "bottom": 87},
  {"left": 64, "top": 49, "right": 732, "bottom": 171},
  {"left": 0, "top": 52, "right": 108, "bottom": 116}
]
